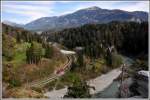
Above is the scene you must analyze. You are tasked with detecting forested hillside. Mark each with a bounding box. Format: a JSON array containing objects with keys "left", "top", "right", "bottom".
[{"left": 45, "top": 21, "right": 148, "bottom": 58}]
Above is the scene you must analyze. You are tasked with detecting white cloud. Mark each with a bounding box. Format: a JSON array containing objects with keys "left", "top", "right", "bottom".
[
  {"left": 72, "top": 1, "right": 149, "bottom": 12},
  {"left": 119, "top": 2, "right": 149, "bottom": 12},
  {"left": 2, "top": 1, "right": 55, "bottom": 23},
  {"left": 1, "top": 1, "right": 149, "bottom": 24},
  {"left": 2, "top": 4, "right": 54, "bottom": 16}
]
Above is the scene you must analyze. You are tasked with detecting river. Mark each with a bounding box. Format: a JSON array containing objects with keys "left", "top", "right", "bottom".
[{"left": 92, "top": 56, "right": 134, "bottom": 98}]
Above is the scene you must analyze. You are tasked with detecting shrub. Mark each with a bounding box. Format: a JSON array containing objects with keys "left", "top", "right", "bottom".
[
  {"left": 2, "top": 34, "right": 16, "bottom": 61},
  {"left": 9, "top": 78, "right": 21, "bottom": 87},
  {"left": 61, "top": 72, "right": 81, "bottom": 83},
  {"left": 64, "top": 80, "right": 91, "bottom": 98},
  {"left": 131, "top": 59, "right": 148, "bottom": 71},
  {"left": 112, "top": 54, "right": 123, "bottom": 68},
  {"left": 31, "top": 87, "right": 43, "bottom": 93}
]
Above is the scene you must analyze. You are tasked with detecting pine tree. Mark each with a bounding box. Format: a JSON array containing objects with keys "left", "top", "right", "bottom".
[
  {"left": 16, "top": 32, "right": 21, "bottom": 43},
  {"left": 26, "top": 42, "right": 43, "bottom": 64},
  {"left": 64, "top": 80, "right": 91, "bottom": 98},
  {"left": 45, "top": 45, "right": 53, "bottom": 58}
]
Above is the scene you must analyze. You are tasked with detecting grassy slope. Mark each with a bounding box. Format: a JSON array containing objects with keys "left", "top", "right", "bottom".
[
  {"left": 3, "top": 41, "right": 67, "bottom": 97},
  {"left": 12, "top": 42, "right": 30, "bottom": 69}
]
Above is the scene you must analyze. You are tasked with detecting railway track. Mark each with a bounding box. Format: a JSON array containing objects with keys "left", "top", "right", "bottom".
[{"left": 25, "top": 55, "right": 72, "bottom": 88}]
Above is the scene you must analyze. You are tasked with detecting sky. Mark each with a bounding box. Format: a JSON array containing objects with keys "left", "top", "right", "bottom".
[{"left": 1, "top": 1, "right": 149, "bottom": 24}]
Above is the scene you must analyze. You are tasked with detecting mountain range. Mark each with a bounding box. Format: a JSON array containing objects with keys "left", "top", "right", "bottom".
[
  {"left": 3, "top": 20, "right": 24, "bottom": 28},
  {"left": 3, "top": 6, "right": 148, "bottom": 32}
]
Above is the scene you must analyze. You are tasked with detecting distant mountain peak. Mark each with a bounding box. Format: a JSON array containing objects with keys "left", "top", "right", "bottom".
[{"left": 84, "top": 6, "right": 101, "bottom": 10}]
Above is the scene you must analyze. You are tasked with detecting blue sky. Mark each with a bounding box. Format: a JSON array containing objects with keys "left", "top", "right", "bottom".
[{"left": 1, "top": 1, "right": 149, "bottom": 24}]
